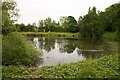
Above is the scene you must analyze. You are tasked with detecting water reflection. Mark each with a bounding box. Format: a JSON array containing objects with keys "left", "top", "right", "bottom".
[{"left": 28, "top": 37, "right": 118, "bottom": 67}]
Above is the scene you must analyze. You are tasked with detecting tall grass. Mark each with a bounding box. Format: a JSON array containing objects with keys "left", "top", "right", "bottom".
[{"left": 2, "top": 33, "right": 40, "bottom": 66}]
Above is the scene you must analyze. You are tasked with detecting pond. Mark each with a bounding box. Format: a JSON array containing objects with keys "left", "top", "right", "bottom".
[{"left": 28, "top": 37, "right": 118, "bottom": 67}]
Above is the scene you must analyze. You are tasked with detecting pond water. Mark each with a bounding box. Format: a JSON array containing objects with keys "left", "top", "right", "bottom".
[{"left": 28, "top": 37, "right": 118, "bottom": 67}]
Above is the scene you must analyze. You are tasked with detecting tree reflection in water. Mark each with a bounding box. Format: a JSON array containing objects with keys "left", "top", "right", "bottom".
[
  {"left": 57, "top": 39, "right": 77, "bottom": 53},
  {"left": 27, "top": 36, "right": 118, "bottom": 66}
]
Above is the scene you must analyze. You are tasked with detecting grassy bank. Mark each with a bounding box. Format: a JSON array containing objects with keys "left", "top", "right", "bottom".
[
  {"left": 102, "top": 32, "right": 116, "bottom": 41},
  {"left": 21, "top": 32, "right": 117, "bottom": 41},
  {"left": 2, "top": 54, "right": 119, "bottom": 78},
  {"left": 21, "top": 32, "right": 79, "bottom": 39}
]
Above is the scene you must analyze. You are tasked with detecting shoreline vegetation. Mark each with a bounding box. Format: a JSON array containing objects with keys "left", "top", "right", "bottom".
[
  {"left": 21, "top": 32, "right": 80, "bottom": 39},
  {"left": 2, "top": 54, "right": 119, "bottom": 78},
  {"left": 21, "top": 32, "right": 117, "bottom": 41}
]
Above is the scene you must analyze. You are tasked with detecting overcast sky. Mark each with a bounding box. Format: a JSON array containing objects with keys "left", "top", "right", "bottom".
[{"left": 16, "top": 0, "right": 119, "bottom": 24}]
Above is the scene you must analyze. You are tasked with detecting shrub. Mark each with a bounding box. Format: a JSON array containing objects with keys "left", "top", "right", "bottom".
[{"left": 2, "top": 32, "right": 40, "bottom": 66}]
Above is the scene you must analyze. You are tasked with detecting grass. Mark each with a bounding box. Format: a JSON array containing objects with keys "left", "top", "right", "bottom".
[
  {"left": 2, "top": 54, "right": 119, "bottom": 79},
  {"left": 102, "top": 32, "right": 116, "bottom": 41},
  {"left": 21, "top": 32, "right": 80, "bottom": 39},
  {"left": 21, "top": 32, "right": 117, "bottom": 41}
]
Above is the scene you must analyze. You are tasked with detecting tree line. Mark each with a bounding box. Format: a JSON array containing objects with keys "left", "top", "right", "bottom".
[
  {"left": 2, "top": 1, "right": 120, "bottom": 40},
  {"left": 15, "top": 16, "right": 79, "bottom": 33}
]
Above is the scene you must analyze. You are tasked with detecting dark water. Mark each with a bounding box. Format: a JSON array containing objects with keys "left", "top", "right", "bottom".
[{"left": 28, "top": 37, "right": 118, "bottom": 67}]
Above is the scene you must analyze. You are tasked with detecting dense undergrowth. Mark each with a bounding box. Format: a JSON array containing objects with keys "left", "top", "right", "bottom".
[
  {"left": 2, "top": 33, "right": 40, "bottom": 66},
  {"left": 2, "top": 54, "right": 119, "bottom": 79}
]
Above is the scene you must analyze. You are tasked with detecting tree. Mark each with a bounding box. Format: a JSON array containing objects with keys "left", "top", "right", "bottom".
[
  {"left": 38, "top": 20, "right": 44, "bottom": 32},
  {"left": 59, "top": 16, "right": 78, "bottom": 32},
  {"left": 114, "top": 3, "right": 120, "bottom": 41},
  {"left": 38, "top": 17, "right": 58, "bottom": 32},
  {"left": 53, "top": 22, "right": 64, "bottom": 32},
  {"left": 59, "top": 16, "right": 68, "bottom": 32},
  {"left": 49, "top": 20, "right": 57, "bottom": 32},
  {"left": 66, "top": 16, "right": 78, "bottom": 33},
  {"left": 15, "top": 23, "right": 28, "bottom": 32},
  {"left": 2, "top": 1, "right": 19, "bottom": 35},
  {"left": 32, "top": 22, "right": 38, "bottom": 32},
  {"left": 97, "top": 2, "right": 120, "bottom": 41},
  {"left": 79, "top": 7, "right": 103, "bottom": 40},
  {"left": 100, "top": 3, "right": 120, "bottom": 32},
  {"left": 44, "top": 17, "right": 52, "bottom": 32},
  {"left": 15, "top": 23, "right": 38, "bottom": 32}
]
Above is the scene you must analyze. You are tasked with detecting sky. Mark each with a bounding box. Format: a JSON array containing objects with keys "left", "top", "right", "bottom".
[{"left": 16, "top": 0, "right": 120, "bottom": 24}]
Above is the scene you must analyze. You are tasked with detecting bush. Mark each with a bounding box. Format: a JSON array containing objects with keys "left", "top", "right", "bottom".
[{"left": 2, "top": 32, "right": 40, "bottom": 66}]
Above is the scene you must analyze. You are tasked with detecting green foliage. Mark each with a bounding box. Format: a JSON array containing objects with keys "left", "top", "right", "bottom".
[
  {"left": 38, "top": 20, "right": 44, "bottom": 32},
  {"left": 66, "top": 16, "right": 79, "bottom": 33},
  {"left": 59, "top": 16, "right": 68, "bottom": 32},
  {"left": 2, "top": 1, "right": 19, "bottom": 35},
  {"left": 114, "top": 4, "right": 120, "bottom": 41},
  {"left": 102, "top": 32, "right": 116, "bottom": 41},
  {"left": 2, "top": 54, "right": 119, "bottom": 78},
  {"left": 59, "top": 16, "right": 79, "bottom": 33},
  {"left": 22, "top": 32, "right": 118, "bottom": 41},
  {"left": 79, "top": 7, "right": 104, "bottom": 40},
  {"left": 115, "top": 29, "right": 120, "bottom": 42},
  {"left": 76, "top": 66, "right": 97, "bottom": 78},
  {"left": 99, "top": 3, "right": 120, "bottom": 32},
  {"left": 77, "top": 3, "right": 120, "bottom": 40},
  {"left": 15, "top": 23, "right": 38, "bottom": 32},
  {"left": 2, "top": 32, "right": 40, "bottom": 66},
  {"left": 39, "top": 54, "right": 119, "bottom": 78},
  {"left": 38, "top": 17, "right": 59, "bottom": 32},
  {"left": 2, "top": 66, "right": 38, "bottom": 78},
  {"left": 37, "top": 16, "right": 79, "bottom": 33},
  {"left": 22, "top": 32, "right": 79, "bottom": 39}
]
